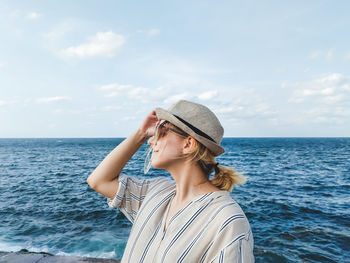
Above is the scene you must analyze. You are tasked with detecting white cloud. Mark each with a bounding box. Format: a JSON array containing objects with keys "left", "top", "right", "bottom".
[
  {"left": 211, "top": 95, "right": 276, "bottom": 120},
  {"left": 148, "top": 29, "right": 160, "bottom": 37},
  {"left": 214, "top": 106, "right": 237, "bottom": 114},
  {"left": 304, "top": 107, "right": 348, "bottom": 124},
  {"left": 53, "top": 106, "right": 97, "bottom": 115},
  {"left": 97, "top": 83, "right": 167, "bottom": 103},
  {"left": 27, "top": 12, "right": 40, "bottom": 20},
  {"left": 53, "top": 109, "right": 64, "bottom": 114},
  {"left": 287, "top": 73, "right": 350, "bottom": 104},
  {"left": 283, "top": 73, "right": 350, "bottom": 124},
  {"left": 326, "top": 49, "right": 334, "bottom": 60},
  {"left": 163, "top": 93, "right": 191, "bottom": 104},
  {"left": 96, "top": 52, "right": 277, "bottom": 125},
  {"left": 345, "top": 53, "right": 350, "bottom": 60},
  {"left": 98, "top": 82, "right": 277, "bottom": 125},
  {"left": 137, "top": 28, "right": 160, "bottom": 37},
  {"left": 0, "top": 100, "right": 8, "bottom": 106},
  {"left": 138, "top": 55, "right": 236, "bottom": 93},
  {"left": 36, "top": 96, "right": 72, "bottom": 103},
  {"left": 9, "top": 10, "right": 40, "bottom": 20},
  {"left": 197, "top": 90, "right": 218, "bottom": 101},
  {"left": 309, "top": 50, "right": 322, "bottom": 59},
  {"left": 0, "top": 98, "right": 20, "bottom": 106},
  {"left": 60, "top": 31, "right": 125, "bottom": 59},
  {"left": 94, "top": 55, "right": 277, "bottom": 126},
  {"left": 128, "top": 87, "right": 149, "bottom": 99},
  {"left": 99, "top": 83, "right": 130, "bottom": 90},
  {"left": 43, "top": 21, "right": 75, "bottom": 41},
  {"left": 48, "top": 123, "right": 56, "bottom": 129},
  {"left": 120, "top": 116, "right": 137, "bottom": 121},
  {"left": 98, "top": 83, "right": 132, "bottom": 98},
  {"left": 309, "top": 49, "right": 334, "bottom": 60},
  {"left": 101, "top": 105, "right": 122, "bottom": 111},
  {"left": 105, "top": 92, "right": 119, "bottom": 98}
]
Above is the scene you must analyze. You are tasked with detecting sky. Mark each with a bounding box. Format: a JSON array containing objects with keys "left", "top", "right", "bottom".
[{"left": 1, "top": 0, "right": 349, "bottom": 138}]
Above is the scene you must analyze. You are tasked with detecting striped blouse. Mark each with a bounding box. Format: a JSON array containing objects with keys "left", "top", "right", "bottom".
[{"left": 107, "top": 173, "right": 254, "bottom": 263}]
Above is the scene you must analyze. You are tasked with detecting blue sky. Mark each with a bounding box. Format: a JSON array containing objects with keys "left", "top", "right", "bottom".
[{"left": 1, "top": 0, "right": 349, "bottom": 137}]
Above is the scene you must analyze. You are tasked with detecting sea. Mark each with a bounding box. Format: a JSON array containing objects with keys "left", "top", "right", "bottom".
[{"left": 0, "top": 138, "right": 349, "bottom": 262}]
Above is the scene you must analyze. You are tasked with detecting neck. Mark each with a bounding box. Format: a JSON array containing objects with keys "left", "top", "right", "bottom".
[{"left": 167, "top": 161, "right": 218, "bottom": 203}]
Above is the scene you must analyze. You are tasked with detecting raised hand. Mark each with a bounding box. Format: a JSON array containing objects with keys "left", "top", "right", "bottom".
[{"left": 138, "top": 109, "right": 160, "bottom": 140}]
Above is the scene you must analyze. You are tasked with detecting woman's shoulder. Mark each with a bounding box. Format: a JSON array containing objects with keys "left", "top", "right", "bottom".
[
  {"left": 196, "top": 192, "right": 253, "bottom": 242},
  {"left": 212, "top": 193, "right": 250, "bottom": 224}
]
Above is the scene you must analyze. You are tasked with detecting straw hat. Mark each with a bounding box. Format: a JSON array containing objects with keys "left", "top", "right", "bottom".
[{"left": 155, "top": 100, "right": 225, "bottom": 156}]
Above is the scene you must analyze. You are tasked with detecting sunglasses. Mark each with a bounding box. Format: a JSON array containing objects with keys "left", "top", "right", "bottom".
[
  {"left": 155, "top": 121, "right": 188, "bottom": 139},
  {"left": 143, "top": 121, "right": 188, "bottom": 174}
]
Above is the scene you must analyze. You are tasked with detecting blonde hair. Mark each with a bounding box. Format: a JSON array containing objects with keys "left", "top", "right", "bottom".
[
  {"left": 183, "top": 138, "right": 247, "bottom": 192},
  {"left": 150, "top": 121, "right": 247, "bottom": 191}
]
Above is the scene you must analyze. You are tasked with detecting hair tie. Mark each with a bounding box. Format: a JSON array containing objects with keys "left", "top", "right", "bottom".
[{"left": 214, "top": 162, "right": 220, "bottom": 174}]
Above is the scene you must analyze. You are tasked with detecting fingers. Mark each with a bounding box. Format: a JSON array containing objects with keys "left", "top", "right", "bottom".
[
  {"left": 150, "top": 109, "right": 160, "bottom": 125},
  {"left": 141, "top": 110, "right": 158, "bottom": 137},
  {"left": 150, "top": 109, "right": 157, "bottom": 118}
]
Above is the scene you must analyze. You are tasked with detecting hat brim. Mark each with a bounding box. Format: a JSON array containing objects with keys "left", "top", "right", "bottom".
[{"left": 155, "top": 107, "right": 225, "bottom": 156}]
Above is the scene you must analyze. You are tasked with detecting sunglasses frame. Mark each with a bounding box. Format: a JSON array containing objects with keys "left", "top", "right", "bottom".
[
  {"left": 144, "top": 121, "right": 189, "bottom": 174},
  {"left": 155, "top": 120, "right": 189, "bottom": 139}
]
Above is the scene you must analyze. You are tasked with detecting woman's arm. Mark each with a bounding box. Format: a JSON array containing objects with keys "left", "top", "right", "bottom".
[{"left": 87, "top": 110, "right": 159, "bottom": 199}]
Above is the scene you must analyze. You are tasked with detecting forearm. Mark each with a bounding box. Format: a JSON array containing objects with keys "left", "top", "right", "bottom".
[{"left": 87, "top": 128, "right": 148, "bottom": 188}]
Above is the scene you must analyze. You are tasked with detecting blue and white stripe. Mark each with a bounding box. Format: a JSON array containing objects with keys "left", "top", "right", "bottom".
[{"left": 107, "top": 174, "right": 254, "bottom": 263}]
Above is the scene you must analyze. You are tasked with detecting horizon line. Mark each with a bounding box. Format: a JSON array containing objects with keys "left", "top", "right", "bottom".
[{"left": 0, "top": 136, "right": 349, "bottom": 139}]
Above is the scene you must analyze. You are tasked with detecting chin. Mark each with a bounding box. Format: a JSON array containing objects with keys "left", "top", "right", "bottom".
[
  {"left": 151, "top": 161, "right": 162, "bottom": 170},
  {"left": 151, "top": 159, "right": 169, "bottom": 171}
]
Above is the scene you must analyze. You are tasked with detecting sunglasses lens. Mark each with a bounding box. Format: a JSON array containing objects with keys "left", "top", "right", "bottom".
[{"left": 156, "top": 122, "right": 167, "bottom": 138}]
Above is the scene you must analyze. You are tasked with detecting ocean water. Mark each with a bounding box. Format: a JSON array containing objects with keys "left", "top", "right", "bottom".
[{"left": 0, "top": 137, "right": 349, "bottom": 262}]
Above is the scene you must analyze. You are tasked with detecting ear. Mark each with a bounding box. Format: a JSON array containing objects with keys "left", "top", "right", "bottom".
[{"left": 183, "top": 136, "right": 197, "bottom": 154}]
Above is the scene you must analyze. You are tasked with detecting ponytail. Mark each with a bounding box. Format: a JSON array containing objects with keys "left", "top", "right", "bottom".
[
  {"left": 210, "top": 163, "right": 246, "bottom": 192},
  {"left": 184, "top": 139, "right": 247, "bottom": 192}
]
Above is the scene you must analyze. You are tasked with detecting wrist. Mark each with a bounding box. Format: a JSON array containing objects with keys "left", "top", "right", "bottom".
[{"left": 135, "top": 128, "right": 148, "bottom": 144}]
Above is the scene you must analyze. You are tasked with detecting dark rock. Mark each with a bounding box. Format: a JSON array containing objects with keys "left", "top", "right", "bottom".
[{"left": 0, "top": 251, "right": 121, "bottom": 263}]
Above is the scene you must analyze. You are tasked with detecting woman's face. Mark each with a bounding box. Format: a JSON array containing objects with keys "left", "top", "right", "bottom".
[{"left": 147, "top": 121, "right": 188, "bottom": 170}]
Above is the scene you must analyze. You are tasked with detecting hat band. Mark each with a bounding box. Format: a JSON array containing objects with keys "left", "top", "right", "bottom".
[{"left": 173, "top": 114, "right": 216, "bottom": 143}]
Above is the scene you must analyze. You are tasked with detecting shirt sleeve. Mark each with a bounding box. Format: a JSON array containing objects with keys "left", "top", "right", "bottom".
[
  {"left": 106, "top": 173, "right": 166, "bottom": 224},
  {"left": 203, "top": 215, "right": 254, "bottom": 263}
]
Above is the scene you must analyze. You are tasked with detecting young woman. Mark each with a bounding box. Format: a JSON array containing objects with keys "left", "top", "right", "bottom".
[{"left": 87, "top": 100, "right": 254, "bottom": 262}]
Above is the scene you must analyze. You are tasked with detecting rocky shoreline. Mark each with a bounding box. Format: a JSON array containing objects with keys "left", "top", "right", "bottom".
[{"left": 0, "top": 250, "right": 121, "bottom": 263}]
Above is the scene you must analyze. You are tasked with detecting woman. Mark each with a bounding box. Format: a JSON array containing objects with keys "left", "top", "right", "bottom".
[{"left": 87, "top": 100, "right": 254, "bottom": 262}]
